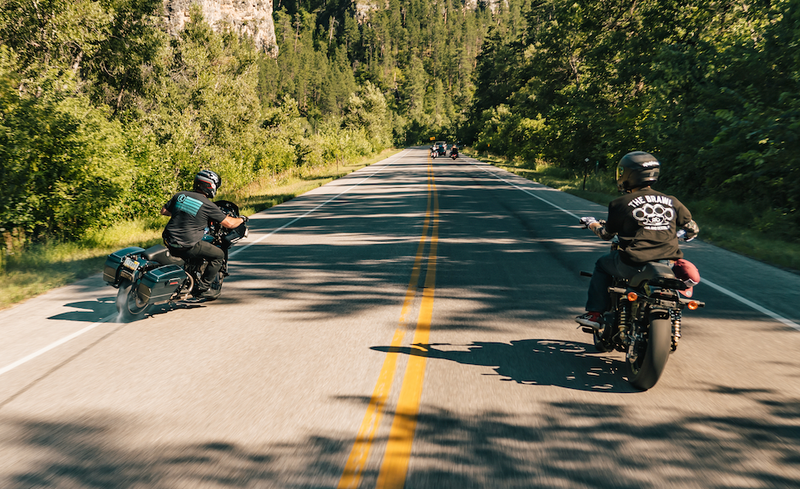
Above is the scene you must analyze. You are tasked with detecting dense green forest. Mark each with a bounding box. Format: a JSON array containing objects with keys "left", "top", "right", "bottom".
[
  {"left": 1, "top": 0, "right": 798, "bottom": 251},
  {"left": 0, "top": 0, "right": 503, "bottom": 247},
  {"left": 468, "top": 0, "right": 800, "bottom": 241}
]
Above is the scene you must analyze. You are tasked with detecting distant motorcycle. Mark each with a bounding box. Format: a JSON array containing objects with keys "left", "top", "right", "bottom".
[
  {"left": 103, "top": 201, "right": 249, "bottom": 321},
  {"left": 450, "top": 148, "right": 459, "bottom": 159},
  {"left": 430, "top": 148, "right": 437, "bottom": 159},
  {"left": 579, "top": 225, "right": 705, "bottom": 390}
]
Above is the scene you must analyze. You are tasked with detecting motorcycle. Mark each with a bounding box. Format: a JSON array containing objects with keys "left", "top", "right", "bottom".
[
  {"left": 450, "top": 148, "right": 459, "bottom": 160},
  {"left": 579, "top": 225, "right": 705, "bottom": 390},
  {"left": 430, "top": 148, "right": 437, "bottom": 159},
  {"left": 103, "top": 201, "right": 249, "bottom": 321}
]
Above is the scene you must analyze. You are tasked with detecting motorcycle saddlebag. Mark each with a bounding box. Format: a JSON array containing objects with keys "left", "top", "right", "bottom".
[
  {"left": 139, "top": 264, "right": 186, "bottom": 304},
  {"left": 103, "top": 246, "right": 145, "bottom": 284}
]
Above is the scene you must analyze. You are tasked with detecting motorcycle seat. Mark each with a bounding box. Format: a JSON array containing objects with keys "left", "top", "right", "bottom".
[
  {"left": 143, "top": 245, "right": 185, "bottom": 266},
  {"left": 629, "top": 262, "right": 687, "bottom": 290}
]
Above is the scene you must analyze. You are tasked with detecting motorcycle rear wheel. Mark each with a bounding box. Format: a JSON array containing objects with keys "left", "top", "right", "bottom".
[
  {"left": 626, "top": 314, "right": 671, "bottom": 390},
  {"left": 116, "top": 279, "right": 149, "bottom": 321}
]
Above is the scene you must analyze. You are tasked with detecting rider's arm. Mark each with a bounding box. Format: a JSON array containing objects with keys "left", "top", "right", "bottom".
[
  {"left": 221, "top": 215, "right": 246, "bottom": 229},
  {"left": 161, "top": 207, "right": 171, "bottom": 217},
  {"left": 588, "top": 221, "right": 614, "bottom": 240}
]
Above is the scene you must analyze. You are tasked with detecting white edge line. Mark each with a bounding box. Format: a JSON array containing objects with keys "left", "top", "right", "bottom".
[
  {"left": 0, "top": 150, "right": 412, "bottom": 378},
  {"left": 701, "top": 279, "right": 800, "bottom": 331},
  {"left": 469, "top": 159, "right": 581, "bottom": 219},
  {"left": 0, "top": 314, "right": 116, "bottom": 376},
  {"left": 467, "top": 157, "right": 800, "bottom": 332}
]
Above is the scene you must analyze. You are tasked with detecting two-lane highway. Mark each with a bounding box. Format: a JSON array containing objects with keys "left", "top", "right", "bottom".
[{"left": 1, "top": 148, "right": 799, "bottom": 488}]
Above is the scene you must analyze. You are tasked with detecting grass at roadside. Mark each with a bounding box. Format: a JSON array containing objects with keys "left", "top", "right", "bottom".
[
  {"left": 467, "top": 150, "right": 800, "bottom": 274},
  {"left": 0, "top": 149, "right": 401, "bottom": 311}
]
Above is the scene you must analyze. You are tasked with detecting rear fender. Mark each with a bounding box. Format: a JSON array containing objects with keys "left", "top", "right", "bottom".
[
  {"left": 648, "top": 308, "right": 671, "bottom": 321},
  {"left": 103, "top": 247, "right": 145, "bottom": 285}
]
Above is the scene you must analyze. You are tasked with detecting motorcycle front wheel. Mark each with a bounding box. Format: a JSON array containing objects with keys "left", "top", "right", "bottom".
[
  {"left": 116, "top": 279, "right": 149, "bottom": 321},
  {"left": 626, "top": 313, "right": 671, "bottom": 390}
]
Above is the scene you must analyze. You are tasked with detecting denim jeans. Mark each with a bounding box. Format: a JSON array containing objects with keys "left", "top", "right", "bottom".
[{"left": 585, "top": 250, "right": 645, "bottom": 313}]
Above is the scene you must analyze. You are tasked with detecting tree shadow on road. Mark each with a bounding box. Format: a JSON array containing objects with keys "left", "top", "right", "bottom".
[
  {"left": 3, "top": 387, "right": 800, "bottom": 488},
  {"left": 372, "top": 339, "right": 636, "bottom": 393}
]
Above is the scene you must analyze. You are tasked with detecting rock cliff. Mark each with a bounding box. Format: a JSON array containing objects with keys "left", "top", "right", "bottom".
[{"left": 163, "top": 0, "right": 278, "bottom": 55}]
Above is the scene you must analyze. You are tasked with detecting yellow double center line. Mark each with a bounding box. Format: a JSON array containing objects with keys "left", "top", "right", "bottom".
[{"left": 338, "top": 157, "right": 439, "bottom": 489}]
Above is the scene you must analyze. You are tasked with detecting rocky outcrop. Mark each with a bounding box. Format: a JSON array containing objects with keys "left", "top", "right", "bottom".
[{"left": 163, "top": 0, "right": 278, "bottom": 56}]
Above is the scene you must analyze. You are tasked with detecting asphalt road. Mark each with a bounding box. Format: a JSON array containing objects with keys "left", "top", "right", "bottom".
[{"left": 1, "top": 148, "right": 799, "bottom": 488}]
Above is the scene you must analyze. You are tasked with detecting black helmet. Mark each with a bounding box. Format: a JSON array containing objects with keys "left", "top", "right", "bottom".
[
  {"left": 194, "top": 169, "right": 222, "bottom": 198},
  {"left": 616, "top": 151, "right": 660, "bottom": 192}
]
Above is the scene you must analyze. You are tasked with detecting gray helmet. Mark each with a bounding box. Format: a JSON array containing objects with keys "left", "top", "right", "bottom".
[
  {"left": 616, "top": 151, "right": 660, "bottom": 192},
  {"left": 194, "top": 169, "right": 221, "bottom": 198}
]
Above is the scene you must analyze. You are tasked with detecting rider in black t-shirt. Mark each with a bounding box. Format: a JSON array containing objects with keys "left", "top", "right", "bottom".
[
  {"left": 161, "top": 170, "right": 246, "bottom": 296},
  {"left": 576, "top": 152, "right": 700, "bottom": 329}
]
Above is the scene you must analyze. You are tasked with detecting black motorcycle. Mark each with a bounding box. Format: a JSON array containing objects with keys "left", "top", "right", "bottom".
[
  {"left": 579, "top": 227, "right": 705, "bottom": 390},
  {"left": 450, "top": 148, "right": 459, "bottom": 159},
  {"left": 103, "top": 201, "right": 249, "bottom": 321}
]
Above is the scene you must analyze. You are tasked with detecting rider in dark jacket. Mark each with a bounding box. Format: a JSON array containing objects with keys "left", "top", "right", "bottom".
[
  {"left": 161, "top": 170, "right": 246, "bottom": 296},
  {"left": 576, "top": 152, "right": 700, "bottom": 329}
]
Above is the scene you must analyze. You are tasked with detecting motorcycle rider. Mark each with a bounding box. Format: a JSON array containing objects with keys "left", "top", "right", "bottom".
[
  {"left": 161, "top": 170, "right": 246, "bottom": 297},
  {"left": 576, "top": 151, "right": 700, "bottom": 329}
]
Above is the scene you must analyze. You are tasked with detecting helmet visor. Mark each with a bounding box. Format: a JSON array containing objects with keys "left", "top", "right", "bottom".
[{"left": 616, "top": 165, "right": 624, "bottom": 181}]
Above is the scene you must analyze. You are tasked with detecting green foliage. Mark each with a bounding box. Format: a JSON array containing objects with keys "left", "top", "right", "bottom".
[
  {"left": 0, "top": 47, "right": 130, "bottom": 241},
  {"left": 467, "top": 0, "right": 800, "bottom": 239},
  {"left": 343, "top": 81, "right": 392, "bottom": 151},
  {"left": 0, "top": 0, "right": 554, "bottom": 256},
  {"left": 0, "top": 0, "right": 407, "bottom": 253}
]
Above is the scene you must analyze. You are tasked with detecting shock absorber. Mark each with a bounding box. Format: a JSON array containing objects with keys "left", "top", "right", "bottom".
[
  {"left": 670, "top": 309, "right": 682, "bottom": 351},
  {"left": 617, "top": 299, "right": 628, "bottom": 341}
]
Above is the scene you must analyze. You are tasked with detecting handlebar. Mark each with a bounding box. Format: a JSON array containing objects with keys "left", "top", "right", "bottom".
[{"left": 676, "top": 229, "right": 695, "bottom": 242}]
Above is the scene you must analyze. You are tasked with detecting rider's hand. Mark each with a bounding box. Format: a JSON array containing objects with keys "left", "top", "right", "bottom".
[
  {"left": 579, "top": 216, "right": 597, "bottom": 228},
  {"left": 681, "top": 220, "right": 699, "bottom": 242}
]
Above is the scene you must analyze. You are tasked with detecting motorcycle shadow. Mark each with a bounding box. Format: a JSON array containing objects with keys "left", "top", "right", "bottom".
[
  {"left": 48, "top": 298, "right": 118, "bottom": 323},
  {"left": 142, "top": 300, "right": 208, "bottom": 320},
  {"left": 372, "top": 339, "right": 638, "bottom": 393},
  {"left": 49, "top": 298, "right": 211, "bottom": 323}
]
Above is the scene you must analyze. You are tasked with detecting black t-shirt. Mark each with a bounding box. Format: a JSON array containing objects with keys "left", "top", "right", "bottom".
[
  {"left": 605, "top": 188, "right": 692, "bottom": 265},
  {"left": 162, "top": 191, "right": 227, "bottom": 248}
]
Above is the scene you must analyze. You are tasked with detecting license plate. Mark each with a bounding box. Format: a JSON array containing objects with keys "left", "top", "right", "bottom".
[{"left": 123, "top": 257, "right": 139, "bottom": 270}]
